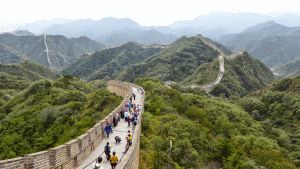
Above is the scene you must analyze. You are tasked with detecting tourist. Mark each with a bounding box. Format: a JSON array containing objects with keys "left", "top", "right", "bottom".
[
  {"left": 116, "top": 112, "right": 121, "bottom": 122},
  {"left": 127, "top": 130, "right": 133, "bottom": 146},
  {"left": 93, "top": 156, "right": 103, "bottom": 169},
  {"left": 138, "top": 105, "right": 142, "bottom": 113},
  {"left": 127, "top": 113, "right": 132, "bottom": 127},
  {"left": 113, "top": 116, "right": 118, "bottom": 127},
  {"left": 104, "top": 122, "right": 112, "bottom": 138},
  {"left": 120, "top": 109, "right": 125, "bottom": 119},
  {"left": 110, "top": 151, "right": 118, "bottom": 169},
  {"left": 104, "top": 142, "right": 111, "bottom": 161},
  {"left": 132, "top": 115, "right": 138, "bottom": 128},
  {"left": 124, "top": 109, "right": 129, "bottom": 122}
]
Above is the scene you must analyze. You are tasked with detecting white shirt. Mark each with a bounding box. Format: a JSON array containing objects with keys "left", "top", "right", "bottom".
[
  {"left": 94, "top": 162, "right": 103, "bottom": 169},
  {"left": 124, "top": 111, "right": 129, "bottom": 118}
]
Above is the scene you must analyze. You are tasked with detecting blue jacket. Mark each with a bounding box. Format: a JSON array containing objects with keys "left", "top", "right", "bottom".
[{"left": 104, "top": 124, "right": 112, "bottom": 133}]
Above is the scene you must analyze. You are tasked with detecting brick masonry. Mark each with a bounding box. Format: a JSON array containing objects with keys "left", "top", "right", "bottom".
[{"left": 0, "top": 80, "right": 143, "bottom": 169}]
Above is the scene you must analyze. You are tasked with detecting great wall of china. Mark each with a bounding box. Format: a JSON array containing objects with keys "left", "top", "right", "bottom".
[{"left": 0, "top": 80, "right": 144, "bottom": 169}]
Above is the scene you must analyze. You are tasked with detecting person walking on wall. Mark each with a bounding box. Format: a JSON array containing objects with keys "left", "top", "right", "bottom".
[
  {"left": 113, "top": 115, "right": 118, "bottom": 127},
  {"left": 124, "top": 109, "right": 129, "bottom": 122},
  {"left": 104, "top": 142, "right": 111, "bottom": 161},
  {"left": 110, "top": 151, "right": 118, "bottom": 169},
  {"left": 127, "top": 113, "right": 132, "bottom": 127},
  {"left": 94, "top": 156, "right": 103, "bottom": 169},
  {"left": 104, "top": 122, "right": 112, "bottom": 138}
]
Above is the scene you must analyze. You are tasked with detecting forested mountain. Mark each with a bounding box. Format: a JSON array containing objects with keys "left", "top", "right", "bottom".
[
  {"left": 219, "top": 21, "right": 300, "bottom": 69},
  {"left": 208, "top": 52, "right": 274, "bottom": 98},
  {"left": 137, "top": 78, "right": 298, "bottom": 169},
  {"left": 63, "top": 36, "right": 221, "bottom": 81},
  {"left": 118, "top": 38, "right": 273, "bottom": 97},
  {"left": 0, "top": 33, "right": 104, "bottom": 70},
  {"left": 62, "top": 42, "right": 163, "bottom": 80},
  {"left": 0, "top": 61, "right": 58, "bottom": 98},
  {"left": 119, "top": 36, "right": 220, "bottom": 82},
  {"left": 0, "top": 44, "right": 25, "bottom": 64},
  {"left": 0, "top": 75, "right": 121, "bottom": 159},
  {"left": 64, "top": 36, "right": 274, "bottom": 97}
]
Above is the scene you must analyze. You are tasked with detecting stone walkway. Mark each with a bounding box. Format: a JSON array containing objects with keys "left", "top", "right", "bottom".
[{"left": 76, "top": 87, "right": 142, "bottom": 169}]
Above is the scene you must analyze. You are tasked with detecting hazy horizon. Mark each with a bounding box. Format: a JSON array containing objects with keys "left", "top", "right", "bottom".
[{"left": 1, "top": 0, "right": 300, "bottom": 32}]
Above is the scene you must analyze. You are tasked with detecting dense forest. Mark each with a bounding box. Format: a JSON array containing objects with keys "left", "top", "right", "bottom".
[
  {"left": 239, "top": 77, "right": 300, "bottom": 166},
  {"left": 137, "top": 78, "right": 298, "bottom": 169}
]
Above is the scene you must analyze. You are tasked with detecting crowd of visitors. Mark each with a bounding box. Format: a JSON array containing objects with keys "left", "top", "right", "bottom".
[{"left": 94, "top": 88, "right": 143, "bottom": 169}]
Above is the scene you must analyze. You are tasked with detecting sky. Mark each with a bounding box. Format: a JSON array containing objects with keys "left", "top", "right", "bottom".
[{"left": 0, "top": 0, "right": 300, "bottom": 31}]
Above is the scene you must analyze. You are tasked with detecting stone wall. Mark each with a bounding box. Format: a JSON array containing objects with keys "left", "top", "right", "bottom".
[{"left": 0, "top": 80, "right": 139, "bottom": 169}]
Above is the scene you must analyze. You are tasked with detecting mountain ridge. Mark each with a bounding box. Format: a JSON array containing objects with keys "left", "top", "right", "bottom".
[
  {"left": 0, "top": 33, "right": 104, "bottom": 69},
  {"left": 63, "top": 35, "right": 274, "bottom": 97}
]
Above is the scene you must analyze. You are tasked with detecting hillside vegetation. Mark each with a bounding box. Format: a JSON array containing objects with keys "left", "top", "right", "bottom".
[
  {"left": 239, "top": 77, "right": 300, "bottom": 166},
  {"left": 137, "top": 78, "right": 297, "bottom": 169},
  {"left": 0, "top": 61, "right": 59, "bottom": 99},
  {"left": 0, "top": 76, "right": 121, "bottom": 159}
]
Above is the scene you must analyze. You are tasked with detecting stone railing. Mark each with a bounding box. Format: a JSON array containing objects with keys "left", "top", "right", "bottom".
[{"left": 0, "top": 80, "right": 142, "bottom": 169}]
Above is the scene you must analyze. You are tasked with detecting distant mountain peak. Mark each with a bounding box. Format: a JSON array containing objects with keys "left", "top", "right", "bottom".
[
  {"left": 119, "top": 41, "right": 143, "bottom": 49},
  {"left": 11, "top": 30, "right": 35, "bottom": 36},
  {"left": 243, "top": 20, "right": 286, "bottom": 33},
  {"left": 96, "top": 17, "right": 141, "bottom": 28}
]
